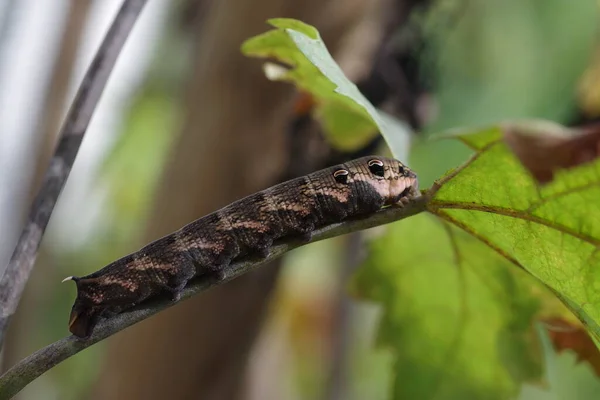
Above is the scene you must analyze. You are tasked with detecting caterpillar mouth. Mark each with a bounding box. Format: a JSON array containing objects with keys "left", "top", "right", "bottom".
[
  {"left": 384, "top": 181, "right": 418, "bottom": 206},
  {"left": 399, "top": 186, "right": 412, "bottom": 198},
  {"left": 404, "top": 175, "right": 420, "bottom": 198},
  {"left": 390, "top": 176, "right": 419, "bottom": 205}
]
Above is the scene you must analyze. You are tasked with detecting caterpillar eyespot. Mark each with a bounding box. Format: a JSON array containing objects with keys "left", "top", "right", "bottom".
[
  {"left": 367, "top": 159, "right": 385, "bottom": 177},
  {"left": 333, "top": 169, "right": 349, "bottom": 184}
]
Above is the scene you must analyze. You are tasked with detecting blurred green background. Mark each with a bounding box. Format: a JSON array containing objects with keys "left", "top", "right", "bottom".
[{"left": 1, "top": 0, "right": 600, "bottom": 399}]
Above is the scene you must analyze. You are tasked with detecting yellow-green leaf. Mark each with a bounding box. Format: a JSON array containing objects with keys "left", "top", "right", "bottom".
[
  {"left": 429, "top": 124, "right": 600, "bottom": 341},
  {"left": 241, "top": 18, "right": 411, "bottom": 157}
]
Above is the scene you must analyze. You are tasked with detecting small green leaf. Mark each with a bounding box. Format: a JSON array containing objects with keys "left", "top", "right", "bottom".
[
  {"left": 429, "top": 123, "right": 600, "bottom": 341},
  {"left": 242, "top": 18, "right": 411, "bottom": 158},
  {"left": 352, "top": 214, "right": 542, "bottom": 400}
]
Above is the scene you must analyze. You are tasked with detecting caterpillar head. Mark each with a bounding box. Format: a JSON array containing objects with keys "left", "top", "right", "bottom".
[{"left": 333, "top": 156, "right": 419, "bottom": 207}]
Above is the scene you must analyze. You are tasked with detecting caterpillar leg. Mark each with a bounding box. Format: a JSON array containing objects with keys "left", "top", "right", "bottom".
[{"left": 165, "top": 259, "right": 196, "bottom": 302}]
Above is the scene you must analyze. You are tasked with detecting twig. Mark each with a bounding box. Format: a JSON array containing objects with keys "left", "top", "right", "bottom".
[
  {"left": 0, "top": 195, "right": 429, "bottom": 399},
  {"left": 0, "top": 0, "right": 148, "bottom": 345}
]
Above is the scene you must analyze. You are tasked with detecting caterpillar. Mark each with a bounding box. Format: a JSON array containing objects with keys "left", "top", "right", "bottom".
[{"left": 64, "top": 156, "right": 419, "bottom": 338}]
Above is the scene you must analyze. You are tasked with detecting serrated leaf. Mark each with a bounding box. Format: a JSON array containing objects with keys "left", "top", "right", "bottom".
[
  {"left": 241, "top": 18, "right": 411, "bottom": 158},
  {"left": 352, "top": 214, "right": 542, "bottom": 400},
  {"left": 428, "top": 124, "right": 600, "bottom": 342}
]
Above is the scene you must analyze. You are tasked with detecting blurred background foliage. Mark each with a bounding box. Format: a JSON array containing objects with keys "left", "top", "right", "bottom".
[{"left": 1, "top": 0, "right": 600, "bottom": 399}]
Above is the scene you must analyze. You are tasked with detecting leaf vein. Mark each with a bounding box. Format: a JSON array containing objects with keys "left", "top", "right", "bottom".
[{"left": 430, "top": 202, "right": 600, "bottom": 246}]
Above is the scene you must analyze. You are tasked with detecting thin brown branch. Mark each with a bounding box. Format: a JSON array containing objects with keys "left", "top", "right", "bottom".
[
  {"left": 0, "top": 195, "right": 428, "bottom": 400},
  {"left": 0, "top": 0, "right": 148, "bottom": 345}
]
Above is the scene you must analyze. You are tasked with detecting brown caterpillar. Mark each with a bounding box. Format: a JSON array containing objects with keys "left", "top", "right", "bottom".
[{"left": 64, "top": 156, "right": 419, "bottom": 338}]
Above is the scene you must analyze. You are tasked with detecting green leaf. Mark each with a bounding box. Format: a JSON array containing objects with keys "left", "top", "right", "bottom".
[
  {"left": 241, "top": 18, "right": 411, "bottom": 158},
  {"left": 428, "top": 124, "right": 600, "bottom": 341},
  {"left": 352, "top": 214, "right": 542, "bottom": 400}
]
